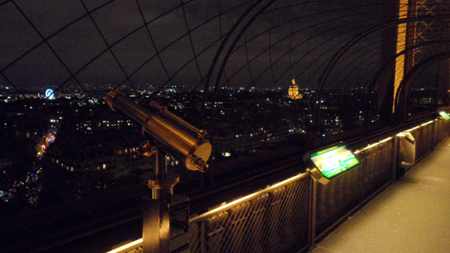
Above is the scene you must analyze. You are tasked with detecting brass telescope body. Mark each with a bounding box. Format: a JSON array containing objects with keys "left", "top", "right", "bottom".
[{"left": 105, "top": 90, "right": 211, "bottom": 172}]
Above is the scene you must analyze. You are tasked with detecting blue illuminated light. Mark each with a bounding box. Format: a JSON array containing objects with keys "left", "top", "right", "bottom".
[{"left": 45, "top": 89, "right": 55, "bottom": 100}]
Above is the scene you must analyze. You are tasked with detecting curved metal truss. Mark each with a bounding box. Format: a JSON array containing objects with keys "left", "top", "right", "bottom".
[
  {"left": 1, "top": 1, "right": 449, "bottom": 117},
  {"left": 0, "top": 2, "right": 438, "bottom": 89}
]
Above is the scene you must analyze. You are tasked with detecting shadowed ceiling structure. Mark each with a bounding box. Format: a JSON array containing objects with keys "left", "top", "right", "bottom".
[{"left": 1, "top": 0, "right": 448, "bottom": 101}]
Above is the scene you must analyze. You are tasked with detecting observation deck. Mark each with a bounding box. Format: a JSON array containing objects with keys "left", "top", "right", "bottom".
[
  {"left": 2, "top": 0, "right": 450, "bottom": 252},
  {"left": 313, "top": 137, "right": 450, "bottom": 253},
  {"left": 80, "top": 116, "right": 450, "bottom": 253}
]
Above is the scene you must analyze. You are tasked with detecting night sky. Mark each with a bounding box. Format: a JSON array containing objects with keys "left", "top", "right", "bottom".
[{"left": 0, "top": 0, "right": 408, "bottom": 95}]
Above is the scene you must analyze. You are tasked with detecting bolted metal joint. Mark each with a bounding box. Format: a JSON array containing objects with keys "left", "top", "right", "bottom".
[
  {"left": 198, "top": 129, "right": 207, "bottom": 139},
  {"left": 147, "top": 177, "right": 180, "bottom": 200},
  {"left": 138, "top": 141, "right": 153, "bottom": 157}
]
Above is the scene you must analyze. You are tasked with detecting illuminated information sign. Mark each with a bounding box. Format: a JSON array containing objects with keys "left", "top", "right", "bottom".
[
  {"left": 439, "top": 111, "right": 450, "bottom": 120},
  {"left": 310, "top": 144, "right": 359, "bottom": 179}
]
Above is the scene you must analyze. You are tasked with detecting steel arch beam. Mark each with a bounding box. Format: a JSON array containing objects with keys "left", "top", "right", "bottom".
[
  {"left": 395, "top": 52, "right": 450, "bottom": 121},
  {"left": 317, "top": 14, "right": 450, "bottom": 95},
  {"left": 365, "top": 39, "right": 450, "bottom": 125},
  {"left": 314, "top": 14, "right": 450, "bottom": 124}
]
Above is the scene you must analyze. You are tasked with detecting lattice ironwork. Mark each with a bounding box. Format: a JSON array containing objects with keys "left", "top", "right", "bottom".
[
  {"left": 434, "top": 118, "right": 450, "bottom": 144},
  {"left": 106, "top": 119, "right": 450, "bottom": 252},
  {"left": 414, "top": 0, "right": 448, "bottom": 64},
  {"left": 410, "top": 121, "right": 435, "bottom": 160},
  {"left": 189, "top": 174, "right": 311, "bottom": 253},
  {"left": 360, "top": 139, "right": 395, "bottom": 199},
  {"left": 315, "top": 167, "right": 362, "bottom": 238}
]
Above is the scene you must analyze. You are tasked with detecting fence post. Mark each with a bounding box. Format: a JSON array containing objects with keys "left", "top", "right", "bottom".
[
  {"left": 392, "top": 135, "right": 399, "bottom": 182},
  {"left": 309, "top": 176, "right": 317, "bottom": 250}
]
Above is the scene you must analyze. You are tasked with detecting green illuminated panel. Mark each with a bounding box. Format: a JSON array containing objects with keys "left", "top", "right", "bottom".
[
  {"left": 439, "top": 111, "right": 450, "bottom": 120},
  {"left": 310, "top": 144, "right": 359, "bottom": 179}
]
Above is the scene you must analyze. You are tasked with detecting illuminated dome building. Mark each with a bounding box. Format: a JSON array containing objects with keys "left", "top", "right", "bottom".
[{"left": 288, "top": 79, "right": 302, "bottom": 99}]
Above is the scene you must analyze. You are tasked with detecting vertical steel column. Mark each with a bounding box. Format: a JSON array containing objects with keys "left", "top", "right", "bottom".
[
  {"left": 201, "top": 221, "right": 207, "bottom": 253},
  {"left": 142, "top": 149, "right": 178, "bottom": 253},
  {"left": 379, "top": 0, "right": 400, "bottom": 122},
  {"left": 404, "top": 0, "right": 417, "bottom": 71},
  {"left": 143, "top": 196, "right": 163, "bottom": 252}
]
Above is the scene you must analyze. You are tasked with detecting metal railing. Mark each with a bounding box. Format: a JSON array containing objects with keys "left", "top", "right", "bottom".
[
  {"left": 314, "top": 136, "right": 396, "bottom": 241},
  {"left": 110, "top": 116, "right": 450, "bottom": 253},
  {"left": 189, "top": 173, "right": 311, "bottom": 253}
]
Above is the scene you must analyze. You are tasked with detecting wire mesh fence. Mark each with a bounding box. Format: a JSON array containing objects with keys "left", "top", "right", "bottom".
[
  {"left": 103, "top": 117, "right": 450, "bottom": 253},
  {"left": 360, "top": 138, "right": 395, "bottom": 200},
  {"left": 411, "top": 121, "right": 435, "bottom": 160},
  {"left": 315, "top": 166, "right": 362, "bottom": 238},
  {"left": 189, "top": 174, "right": 311, "bottom": 253},
  {"left": 188, "top": 118, "right": 450, "bottom": 251},
  {"left": 434, "top": 118, "right": 450, "bottom": 145}
]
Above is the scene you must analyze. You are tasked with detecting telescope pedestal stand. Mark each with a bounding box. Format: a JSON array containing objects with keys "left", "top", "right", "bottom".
[{"left": 142, "top": 148, "right": 180, "bottom": 253}]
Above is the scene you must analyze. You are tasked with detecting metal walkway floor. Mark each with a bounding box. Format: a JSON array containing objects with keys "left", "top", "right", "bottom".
[{"left": 313, "top": 137, "right": 450, "bottom": 253}]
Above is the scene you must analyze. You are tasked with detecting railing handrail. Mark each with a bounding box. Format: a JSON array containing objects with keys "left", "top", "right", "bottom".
[
  {"left": 189, "top": 172, "right": 309, "bottom": 224},
  {"left": 105, "top": 114, "right": 450, "bottom": 253}
]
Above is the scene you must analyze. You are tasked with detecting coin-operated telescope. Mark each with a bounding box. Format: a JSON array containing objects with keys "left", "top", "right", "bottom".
[
  {"left": 105, "top": 90, "right": 211, "bottom": 172},
  {"left": 105, "top": 90, "right": 211, "bottom": 253}
]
